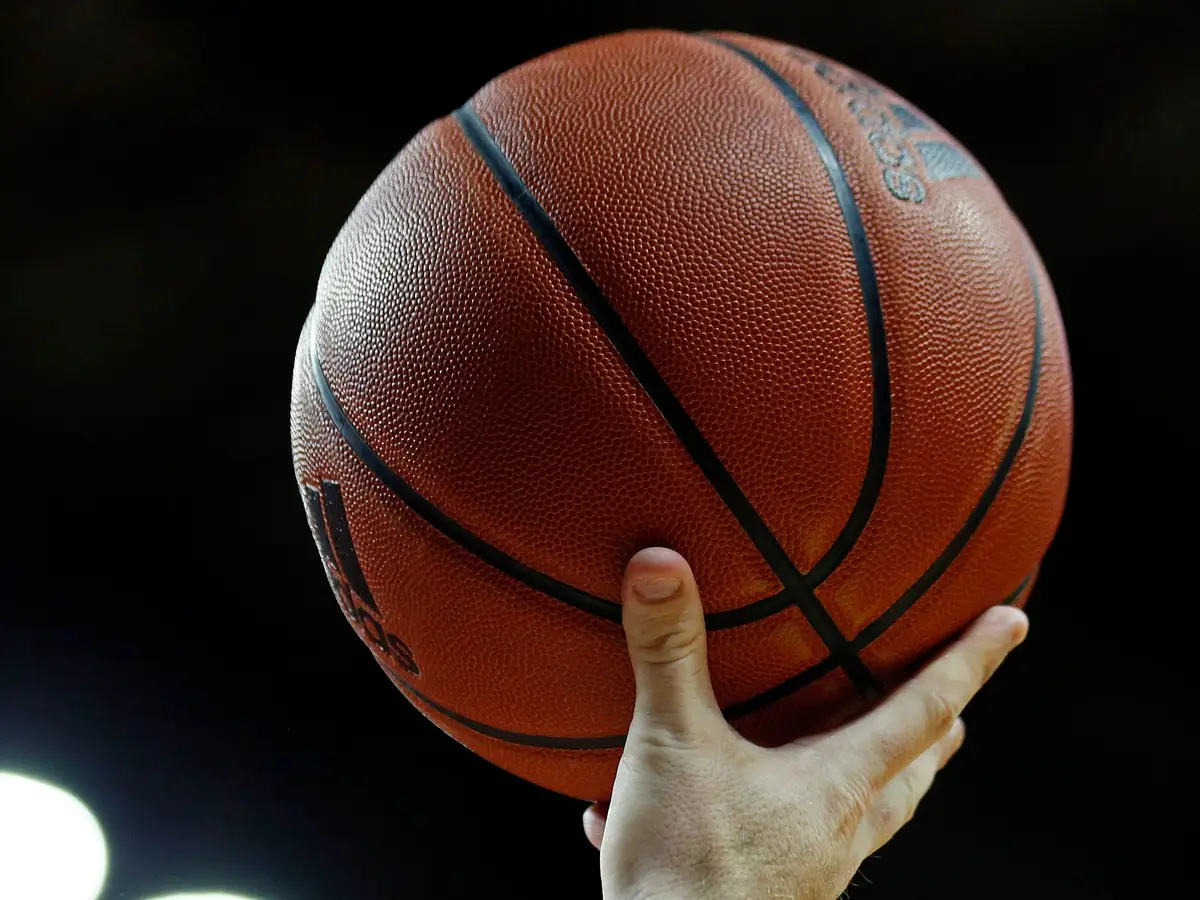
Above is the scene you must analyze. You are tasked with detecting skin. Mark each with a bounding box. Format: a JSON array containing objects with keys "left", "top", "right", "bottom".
[{"left": 583, "top": 547, "right": 1029, "bottom": 900}]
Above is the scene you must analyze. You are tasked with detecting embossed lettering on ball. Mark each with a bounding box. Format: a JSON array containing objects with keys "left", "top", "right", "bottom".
[{"left": 290, "top": 30, "right": 1072, "bottom": 801}]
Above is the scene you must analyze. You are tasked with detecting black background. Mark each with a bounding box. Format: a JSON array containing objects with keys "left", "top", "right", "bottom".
[{"left": 2, "top": 1, "right": 1195, "bottom": 898}]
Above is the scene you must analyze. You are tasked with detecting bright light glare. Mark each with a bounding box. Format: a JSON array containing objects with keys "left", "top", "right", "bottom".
[
  {"left": 0, "top": 771, "right": 108, "bottom": 900},
  {"left": 144, "top": 895, "right": 266, "bottom": 900}
]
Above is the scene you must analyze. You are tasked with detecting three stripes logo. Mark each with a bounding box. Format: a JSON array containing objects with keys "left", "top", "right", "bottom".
[
  {"left": 789, "top": 49, "right": 983, "bottom": 203},
  {"left": 301, "top": 479, "right": 420, "bottom": 676}
]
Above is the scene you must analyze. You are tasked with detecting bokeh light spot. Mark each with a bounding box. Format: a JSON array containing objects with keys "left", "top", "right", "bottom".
[{"left": 0, "top": 771, "right": 108, "bottom": 900}]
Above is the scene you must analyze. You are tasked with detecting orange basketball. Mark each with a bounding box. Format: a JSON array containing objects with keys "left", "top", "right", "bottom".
[{"left": 290, "top": 30, "right": 1072, "bottom": 801}]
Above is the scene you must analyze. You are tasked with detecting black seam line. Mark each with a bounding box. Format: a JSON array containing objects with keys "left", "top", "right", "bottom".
[
  {"left": 850, "top": 266, "right": 1043, "bottom": 651},
  {"left": 311, "top": 320, "right": 805, "bottom": 633},
  {"left": 394, "top": 653, "right": 834, "bottom": 749},
  {"left": 705, "top": 588, "right": 790, "bottom": 629},
  {"left": 311, "top": 319, "right": 820, "bottom": 634},
  {"left": 727, "top": 564, "right": 1037, "bottom": 722},
  {"left": 394, "top": 672, "right": 628, "bottom": 750},
  {"left": 699, "top": 35, "right": 892, "bottom": 593},
  {"left": 1001, "top": 571, "right": 1035, "bottom": 605},
  {"left": 717, "top": 654, "right": 841, "bottom": 720},
  {"left": 453, "top": 103, "right": 878, "bottom": 698},
  {"left": 308, "top": 329, "right": 624, "bottom": 624},
  {"left": 384, "top": 565, "right": 1035, "bottom": 749}
]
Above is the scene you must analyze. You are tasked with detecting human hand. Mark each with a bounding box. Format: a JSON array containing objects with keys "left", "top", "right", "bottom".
[{"left": 584, "top": 547, "right": 1029, "bottom": 900}]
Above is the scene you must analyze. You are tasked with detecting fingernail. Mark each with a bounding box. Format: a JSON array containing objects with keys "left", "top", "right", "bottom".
[{"left": 633, "top": 576, "right": 682, "bottom": 601}]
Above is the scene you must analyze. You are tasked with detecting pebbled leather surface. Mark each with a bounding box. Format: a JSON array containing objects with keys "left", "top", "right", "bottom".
[{"left": 290, "top": 30, "right": 1073, "bottom": 801}]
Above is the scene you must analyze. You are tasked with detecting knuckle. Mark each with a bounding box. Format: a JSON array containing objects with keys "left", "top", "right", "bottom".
[
  {"left": 918, "top": 687, "right": 960, "bottom": 737},
  {"left": 872, "top": 797, "right": 902, "bottom": 838},
  {"left": 633, "top": 619, "right": 704, "bottom": 664},
  {"left": 898, "top": 798, "right": 918, "bottom": 828},
  {"left": 870, "top": 775, "right": 923, "bottom": 846},
  {"left": 827, "top": 767, "right": 874, "bottom": 842},
  {"left": 893, "top": 771, "right": 923, "bottom": 822},
  {"left": 631, "top": 721, "right": 705, "bottom": 754},
  {"left": 943, "top": 650, "right": 980, "bottom": 689}
]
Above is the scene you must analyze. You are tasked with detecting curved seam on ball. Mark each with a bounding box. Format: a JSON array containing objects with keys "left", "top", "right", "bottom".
[
  {"left": 308, "top": 323, "right": 625, "bottom": 624},
  {"left": 383, "top": 567, "right": 1035, "bottom": 749},
  {"left": 850, "top": 261, "right": 1044, "bottom": 652},
  {"left": 698, "top": 34, "right": 893, "bottom": 594},
  {"left": 452, "top": 102, "right": 876, "bottom": 697}
]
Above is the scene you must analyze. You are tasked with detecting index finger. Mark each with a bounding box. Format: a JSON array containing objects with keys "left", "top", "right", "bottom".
[{"left": 819, "top": 605, "right": 1028, "bottom": 789}]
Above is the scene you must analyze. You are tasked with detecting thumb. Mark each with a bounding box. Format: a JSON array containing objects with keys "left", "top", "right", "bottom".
[{"left": 621, "top": 547, "right": 725, "bottom": 740}]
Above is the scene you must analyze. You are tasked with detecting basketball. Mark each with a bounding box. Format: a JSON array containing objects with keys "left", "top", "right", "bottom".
[{"left": 290, "top": 30, "right": 1072, "bottom": 801}]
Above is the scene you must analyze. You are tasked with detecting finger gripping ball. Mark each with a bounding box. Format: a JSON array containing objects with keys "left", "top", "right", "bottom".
[{"left": 290, "top": 30, "right": 1072, "bottom": 801}]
